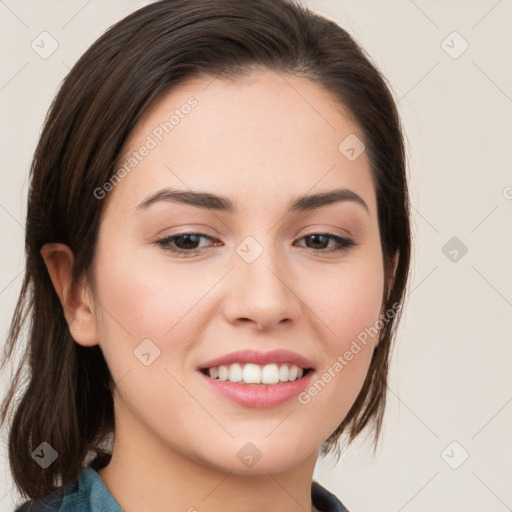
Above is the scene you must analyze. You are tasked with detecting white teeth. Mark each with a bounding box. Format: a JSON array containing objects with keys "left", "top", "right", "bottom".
[
  {"left": 205, "top": 363, "right": 307, "bottom": 384},
  {"left": 261, "top": 364, "right": 280, "bottom": 384},
  {"left": 218, "top": 365, "right": 229, "bottom": 381},
  {"left": 243, "top": 363, "right": 261, "bottom": 384},
  {"left": 228, "top": 363, "right": 243, "bottom": 382}
]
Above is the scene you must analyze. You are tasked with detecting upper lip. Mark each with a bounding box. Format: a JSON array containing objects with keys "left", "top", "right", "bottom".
[{"left": 198, "top": 349, "right": 315, "bottom": 370}]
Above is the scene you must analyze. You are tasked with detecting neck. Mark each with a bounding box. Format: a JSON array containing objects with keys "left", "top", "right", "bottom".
[{"left": 98, "top": 399, "right": 320, "bottom": 512}]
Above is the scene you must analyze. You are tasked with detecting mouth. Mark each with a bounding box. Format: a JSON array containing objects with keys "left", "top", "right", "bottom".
[
  {"left": 196, "top": 349, "right": 316, "bottom": 408},
  {"left": 200, "top": 363, "right": 313, "bottom": 385},
  {"left": 198, "top": 363, "right": 315, "bottom": 408}
]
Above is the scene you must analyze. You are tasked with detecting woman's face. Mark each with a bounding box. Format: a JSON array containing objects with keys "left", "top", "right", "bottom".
[{"left": 88, "top": 69, "right": 386, "bottom": 474}]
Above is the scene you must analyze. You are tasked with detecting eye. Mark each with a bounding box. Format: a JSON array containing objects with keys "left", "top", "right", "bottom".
[
  {"left": 294, "top": 233, "right": 356, "bottom": 253},
  {"left": 154, "top": 231, "right": 356, "bottom": 257},
  {"left": 155, "top": 233, "right": 217, "bottom": 256}
]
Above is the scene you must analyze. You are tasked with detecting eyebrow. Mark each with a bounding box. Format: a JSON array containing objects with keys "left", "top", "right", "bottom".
[{"left": 135, "top": 186, "right": 369, "bottom": 214}]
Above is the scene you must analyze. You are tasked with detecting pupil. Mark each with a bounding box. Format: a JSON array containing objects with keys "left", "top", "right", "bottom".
[
  {"left": 308, "top": 234, "right": 327, "bottom": 249},
  {"left": 177, "top": 234, "right": 199, "bottom": 249}
]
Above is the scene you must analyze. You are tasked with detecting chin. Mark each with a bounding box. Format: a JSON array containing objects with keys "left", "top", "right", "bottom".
[{"left": 195, "top": 436, "right": 316, "bottom": 476}]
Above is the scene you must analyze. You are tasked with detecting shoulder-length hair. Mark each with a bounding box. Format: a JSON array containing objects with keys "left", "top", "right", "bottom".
[{"left": 1, "top": 0, "right": 411, "bottom": 502}]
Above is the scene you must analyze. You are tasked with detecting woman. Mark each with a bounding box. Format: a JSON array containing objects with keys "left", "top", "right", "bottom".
[{"left": 1, "top": 0, "right": 411, "bottom": 510}]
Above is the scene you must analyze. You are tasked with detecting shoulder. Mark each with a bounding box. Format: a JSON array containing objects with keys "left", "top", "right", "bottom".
[
  {"left": 14, "top": 484, "right": 69, "bottom": 512},
  {"left": 312, "top": 480, "right": 352, "bottom": 512},
  {"left": 12, "top": 466, "right": 103, "bottom": 512},
  {"left": 14, "top": 466, "right": 123, "bottom": 512},
  {"left": 13, "top": 466, "right": 120, "bottom": 512}
]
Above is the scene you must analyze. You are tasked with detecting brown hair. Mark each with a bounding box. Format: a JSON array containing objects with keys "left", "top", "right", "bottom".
[{"left": 1, "top": 0, "right": 411, "bottom": 503}]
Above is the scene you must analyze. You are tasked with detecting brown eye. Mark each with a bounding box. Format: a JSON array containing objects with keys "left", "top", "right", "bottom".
[
  {"left": 156, "top": 233, "right": 217, "bottom": 256},
  {"left": 296, "top": 233, "right": 356, "bottom": 253}
]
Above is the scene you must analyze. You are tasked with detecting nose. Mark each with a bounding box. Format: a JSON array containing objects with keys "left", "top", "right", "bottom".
[{"left": 222, "top": 242, "right": 301, "bottom": 331}]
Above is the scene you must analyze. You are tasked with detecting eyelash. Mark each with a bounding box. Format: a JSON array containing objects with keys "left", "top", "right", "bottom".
[{"left": 155, "top": 232, "right": 356, "bottom": 257}]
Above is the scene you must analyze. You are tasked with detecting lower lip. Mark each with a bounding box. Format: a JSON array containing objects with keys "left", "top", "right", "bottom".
[{"left": 198, "top": 370, "right": 315, "bottom": 408}]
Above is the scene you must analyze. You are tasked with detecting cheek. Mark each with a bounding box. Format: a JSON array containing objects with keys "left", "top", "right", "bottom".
[
  {"left": 310, "top": 257, "right": 384, "bottom": 350},
  {"left": 91, "top": 234, "right": 218, "bottom": 376},
  {"left": 296, "top": 258, "right": 384, "bottom": 422},
  {"left": 90, "top": 242, "right": 216, "bottom": 437}
]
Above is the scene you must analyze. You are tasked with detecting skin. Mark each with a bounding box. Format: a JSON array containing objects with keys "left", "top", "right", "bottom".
[{"left": 42, "top": 68, "right": 398, "bottom": 512}]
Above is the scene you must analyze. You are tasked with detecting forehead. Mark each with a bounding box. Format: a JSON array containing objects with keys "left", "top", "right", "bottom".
[{"left": 105, "top": 68, "right": 376, "bottom": 217}]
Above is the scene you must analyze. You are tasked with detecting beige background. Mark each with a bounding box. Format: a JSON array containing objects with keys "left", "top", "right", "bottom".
[{"left": 1, "top": 1, "right": 511, "bottom": 511}]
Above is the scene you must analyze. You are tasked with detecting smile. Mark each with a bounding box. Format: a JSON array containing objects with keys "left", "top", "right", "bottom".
[{"left": 201, "top": 363, "right": 311, "bottom": 384}]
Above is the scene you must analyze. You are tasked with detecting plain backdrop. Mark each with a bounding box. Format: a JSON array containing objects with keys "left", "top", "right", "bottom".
[{"left": 1, "top": 1, "right": 511, "bottom": 511}]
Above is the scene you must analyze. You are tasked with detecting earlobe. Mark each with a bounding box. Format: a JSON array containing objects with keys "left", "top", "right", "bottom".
[{"left": 40, "top": 243, "right": 99, "bottom": 347}]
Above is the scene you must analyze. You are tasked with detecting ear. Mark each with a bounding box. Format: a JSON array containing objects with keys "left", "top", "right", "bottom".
[{"left": 40, "top": 243, "right": 99, "bottom": 347}]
